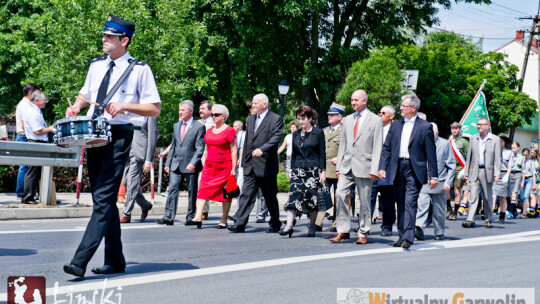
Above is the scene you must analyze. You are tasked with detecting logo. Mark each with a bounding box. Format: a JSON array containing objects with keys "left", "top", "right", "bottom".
[
  {"left": 337, "top": 288, "right": 534, "bottom": 304},
  {"left": 7, "top": 276, "right": 45, "bottom": 304}
]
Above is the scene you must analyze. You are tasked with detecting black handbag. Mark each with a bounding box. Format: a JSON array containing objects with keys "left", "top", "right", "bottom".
[{"left": 316, "top": 186, "right": 332, "bottom": 211}]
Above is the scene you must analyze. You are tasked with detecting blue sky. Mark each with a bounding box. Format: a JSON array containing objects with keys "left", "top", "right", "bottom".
[{"left": 433, "top": 0, "right": 539, "bottom": 52}]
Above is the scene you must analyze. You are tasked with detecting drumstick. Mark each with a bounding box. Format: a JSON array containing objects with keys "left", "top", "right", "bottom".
[
  {"left": 67, "top": 98, "right": 73, "bottom": 108},
  {"left": 79, "top": 96, "right": 100, "bottom": 106}
]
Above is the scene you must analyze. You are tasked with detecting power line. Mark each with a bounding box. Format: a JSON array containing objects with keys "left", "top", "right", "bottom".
[
  {"left": 491, "top": 2, "right": 530, "bottom": 16},
  {"left": 431, "top": 27, "right": 516, "bottom": 40},
  {"left": 454, "top": 3, "right": 528, "bottom": 26}
]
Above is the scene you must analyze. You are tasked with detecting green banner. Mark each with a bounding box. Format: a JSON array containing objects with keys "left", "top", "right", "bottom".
[{"left": 460, "top": 91, "right": 490, "bottom": 136}]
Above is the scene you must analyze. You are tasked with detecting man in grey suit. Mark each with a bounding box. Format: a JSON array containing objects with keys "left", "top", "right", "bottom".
[
  {"left": 120, "top": 116, "right": 159, "bottom": 223},
  {"left": 415, "top": 122, "right": 456, "bottom": 240},
  {"left": 330, "top": 90, "right": 383, "bottom": 244},
  {"left": 156, "top": 100, "right": 206, "bottom": 225},
  {"left": 462, "top": 118, "right": 500, "bottom": 228}
]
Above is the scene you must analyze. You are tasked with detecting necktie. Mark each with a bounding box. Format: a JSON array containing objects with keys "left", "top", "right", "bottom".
[
  {"left": 254, "top": 115, "right": 261, "bottom": 134},
  {"left": 181, "top": 122, "right": 187, "bottom": 141},
  {"left": 353, "top": 113, "right": 360, "bottom": 138},
  {"left": 96, "top": 61, "right": 115, "bottom": 105}
]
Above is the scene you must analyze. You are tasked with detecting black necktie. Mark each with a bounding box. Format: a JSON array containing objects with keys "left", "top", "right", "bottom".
[{"left": 96, "top": 61, "right": 115, "bottom": 105}]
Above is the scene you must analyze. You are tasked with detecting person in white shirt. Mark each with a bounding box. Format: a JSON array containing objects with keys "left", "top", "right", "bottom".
[
  {"left": 21, "top": 91, "right": 53, "bottom": 204},
  {"left": 15, "top": 82, "right": 40, "bottom": 199}
]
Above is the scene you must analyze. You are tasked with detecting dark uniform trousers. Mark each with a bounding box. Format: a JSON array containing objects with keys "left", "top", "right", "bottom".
[
  {"left": 71, "top": 130, "right": 133, "bottom": 269},
  {"left": 395, "top": 159, "right": 422, "bottom": 244},
  {"left": 22, "top": 139, "right": 47, "bottom": 203}
]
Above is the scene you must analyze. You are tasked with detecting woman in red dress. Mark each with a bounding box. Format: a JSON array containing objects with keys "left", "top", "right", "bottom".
[{"left": 187, "top": 104, "right": 237, "bottom": 228}]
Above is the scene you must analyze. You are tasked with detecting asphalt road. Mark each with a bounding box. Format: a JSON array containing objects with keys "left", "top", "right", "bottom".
[{"left": 1, "top": 213, "right": 539, "bottom": 303}]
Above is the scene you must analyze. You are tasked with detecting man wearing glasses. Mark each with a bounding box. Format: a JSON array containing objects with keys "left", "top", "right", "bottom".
[
  {"left": 378, "top": 94, "right": 438, "bottom": 249},
  {"left": 462, "top": 118, "right": 500, "bottom": 228}
]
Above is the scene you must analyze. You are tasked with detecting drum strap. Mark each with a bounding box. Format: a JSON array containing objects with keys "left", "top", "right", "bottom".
[{"left": 92, "top": 59, "right": 138, "bottom": 119}]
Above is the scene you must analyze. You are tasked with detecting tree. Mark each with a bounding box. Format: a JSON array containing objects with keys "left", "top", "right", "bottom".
[
  {"left": 0, "top": 0, "right": 215, "bottom": 145},
  {"left": 193, "top": 0, "right": 491, "bottom": 126},
  {"left": 336, "top": 49, "right": 405, "bottom": 114}
]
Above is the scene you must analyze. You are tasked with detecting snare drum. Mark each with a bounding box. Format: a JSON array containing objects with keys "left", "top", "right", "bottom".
[{"left": 53, "top": 116, "right": 112, "bottom": 148}]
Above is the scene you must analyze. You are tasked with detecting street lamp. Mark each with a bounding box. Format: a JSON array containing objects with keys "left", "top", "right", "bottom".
[{"left": 278, "top": 80, "right": 290, "bottom": 117}]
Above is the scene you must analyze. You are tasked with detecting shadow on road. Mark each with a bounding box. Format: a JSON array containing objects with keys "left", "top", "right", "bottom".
[{"left": 0, "top": 248, "right": 37, "bottom": 256}]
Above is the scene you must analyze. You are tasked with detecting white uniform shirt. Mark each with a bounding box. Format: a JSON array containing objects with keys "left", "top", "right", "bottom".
[
  {"left": 15, "top": 97, "right": 32, "bottom": 134},
  {"left": 79, "top": 52, "right": 161, "bottom": 126},
  {"left": 22, "top": 102, "right": 48, "bottom": 141}
]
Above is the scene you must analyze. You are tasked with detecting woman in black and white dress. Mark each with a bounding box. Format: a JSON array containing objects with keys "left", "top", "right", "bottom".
[{"left": 280, "top": 106, "right": 326, "bottom": 238}]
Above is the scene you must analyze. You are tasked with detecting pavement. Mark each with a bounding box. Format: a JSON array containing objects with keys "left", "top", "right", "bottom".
[{"left": 0, "top": 191, "right": 290, "bottom": 220}]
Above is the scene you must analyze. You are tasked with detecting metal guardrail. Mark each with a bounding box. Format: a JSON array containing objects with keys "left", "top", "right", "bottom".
[{"left": 0, "top": 141, "right": 81, "bottom": 205}]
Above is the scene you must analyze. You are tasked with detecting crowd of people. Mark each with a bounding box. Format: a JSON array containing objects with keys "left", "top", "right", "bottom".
[{"left": 11, "top": 13, "right": 539, "bottom": 279}]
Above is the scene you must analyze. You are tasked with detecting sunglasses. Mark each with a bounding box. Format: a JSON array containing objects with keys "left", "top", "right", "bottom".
[{"left": 211, "top": 113, "right": 223, "bottom": 117}]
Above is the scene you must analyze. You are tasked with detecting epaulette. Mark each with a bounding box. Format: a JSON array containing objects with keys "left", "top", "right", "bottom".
[
  {"left": 128, "top": 59, "right": 146, "bottom": 66},
  {"left": 88, "top": 55, "right": 107, "bottom": 64}
]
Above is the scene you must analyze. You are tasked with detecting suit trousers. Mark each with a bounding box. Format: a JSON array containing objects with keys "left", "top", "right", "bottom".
[
  {"left": 71, "top": 130, "right": 133, "bottom": 270},
  {"left": 122, "top": 157, "right": 152, "bottom": 218},
  {"left": 417, "top": 190, "right": 446, "bottom": 236},
  {"left": 234, "top": 174, "right": 281, "bottom": 229},
  {"left": 379, "top": 185, "right": 395, "bottom": 232},
  {"left": 22, "top": 139, "right": 47, "bottom": 203},
  {"left": 255, "top": 189, "right": 268, "bottom": 220},
  {"left": 467, "top": 168, "right": 494, "bottom": 222},
  {"left": 163, "top": 169, "right": 199, "bottom": 221},
  {"left": 335, "top": 172, "right": 372, "bottom": 237},
  {"left": 394, "top": 159, "right": 422, "bottom": 244},
  {"left": 315, "top": 178, "right": 338, "bottom": 227}
]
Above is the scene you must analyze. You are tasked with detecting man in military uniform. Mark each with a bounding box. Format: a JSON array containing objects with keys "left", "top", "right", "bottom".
[
  {"left": 63, "top": 14, "right": 161, "bottom": 278},
  {"left": 448, "top": 122, "right": 469, "bottom": 220},
  {"left": 314, "top": 103, "right": 344, "bottom": 231}
]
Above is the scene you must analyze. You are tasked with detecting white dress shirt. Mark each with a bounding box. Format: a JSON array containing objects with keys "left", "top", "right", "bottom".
[
  {"left": 15, "top": 97, "right": 32, "bottom": 134},
  {"left": 477, "top": 133, "right": 492, "bottom": 166},
  {"left": 22, "top": 102, "right": 48, "bottom": 141},
  {"left": 399, "top": 115, "right": 417, "bottom": 158}
]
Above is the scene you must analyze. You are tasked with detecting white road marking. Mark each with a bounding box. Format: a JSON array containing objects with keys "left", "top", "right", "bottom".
[
  {"left": 1, "top": 230, "right": 539, "bottom": 300},
  {"left": 0, "top": 224, "right": 164, "bottom": 235}
]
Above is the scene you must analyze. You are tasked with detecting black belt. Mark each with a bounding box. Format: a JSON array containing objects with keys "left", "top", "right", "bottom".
[
  {"left": 27, "top": 139, "right": 47, "bottom": 143},
  {"left": 110, "top": 124, "right": 141, "bottom": 131},
  {"left": 479, "top": 165, "right": 485, "bottom": 168},
  {"left": 398, "top": 157, "right": 410, "bottom": 161},
  {"left": 512, "top": 170, "right": 521, "bottom": 173}
]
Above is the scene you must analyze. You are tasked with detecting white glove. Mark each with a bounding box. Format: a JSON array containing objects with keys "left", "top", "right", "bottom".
[
  {"left": 501, "top": 174, "right": 509, "bottom": 183},
  {"left": 457, "top": 169, "right": 465, "bottom": 180}
]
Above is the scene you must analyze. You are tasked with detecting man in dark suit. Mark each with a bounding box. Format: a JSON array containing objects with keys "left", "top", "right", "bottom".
[
  {"left": 156, "top": 100, "right": 206, "bottom": 225},
  {"left": 378, "top": 94, "right": 438, "bottom": 249},
  {"left": 120, "top": 116, "right": 159, "bottom": 223},
  {"left": 229, "top": 93, "right": 284, "bottom": 233}
]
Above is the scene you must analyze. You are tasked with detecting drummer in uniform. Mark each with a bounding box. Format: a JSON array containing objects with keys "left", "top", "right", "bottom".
[{"left": 63, "top": 14, "right": 161, "bottom": 278}]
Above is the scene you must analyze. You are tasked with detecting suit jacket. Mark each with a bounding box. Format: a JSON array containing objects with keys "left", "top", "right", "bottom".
[
  {"left": 166, "top": 119, "right": 206, "bottom": 174},
  {"left": 291, "top": 127, "right": 326, "bottom": 169},
  {"left": 324, "top": 124, "right": 343, "bottom": 179},
  {"left": 379, "top": 117, "right": 438, "bottom": 185},
  {"left": 421, "top": 137, "right": 456, "bottom": 194},
  {"left": 463, "top": 133, "right": 501, "bottom": 183},
  {"left": 242, "top": 111, "right": 283, "bottom": 177},
  {"left": 336, "top": 109, "right": 383, "bottom": 178},
  {"left": 130, "top": 117, "right": 159, "bottom": 163}
]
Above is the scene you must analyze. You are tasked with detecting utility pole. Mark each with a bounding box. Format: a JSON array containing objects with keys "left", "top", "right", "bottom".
[{"left": 516, "top": 13, "right": 540, "bottom": 142}]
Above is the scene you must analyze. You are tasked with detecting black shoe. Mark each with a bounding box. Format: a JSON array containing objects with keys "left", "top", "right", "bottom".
[
  {"left": 279, "top": 228, "right": 294, "bottom": 238},
  {"left": 91, "top": 265, "right": 125, "bottom": 275},
  {"left": 401, "top": 240, "right": 411, "bottom": 249},
  {"left": 228, "top": 225, "right": 245, "bottom": 233},
  {"left": 185, "top": 220, "right": 202, "bottom": 229},
  {"left": 255, "top": 218, "right": 265, "bottom": 223},
  {"left": 326, "top": 216, "right": 334, "bottom": 221},
  {"left": 155, "top": 219, "right": 174, "bottom": 225},
  {"left": 217, "top": 224, "right": 227, "bottom": 229},
  {"left": 462, "top": 220, "right": 476, "bottom": 228},
  {"left": 434, "top": 235, "right": 445, "bottom": 241},
  {"left": 381, "top": 230, "right": 392, "bottom": 237},
  {"left": 414, "top": 227, "right": 425, "bottom": 241},
  {"left": 315, "top": 225, "right": 323, "bottom": 232},
  {"left": 22, "top": 199, "right": 39, "bottom": 205},
  {"left": 391, "top": 242, "right": 401, "bottom": 247},
  {"left": 485, "top": 221, "right": 493, "bottom": 228},
  {"left": 498, "top": 217, "right": 505, "bottom": 224},
  {"left": 64, "top": 263, "right": 85, "bottom": 277},
  {"left": 330, "top": 227, "right": 337, "bottom": 232},
  {"left": 266, "top": 226, "right": 280, "bottom": 233}
]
